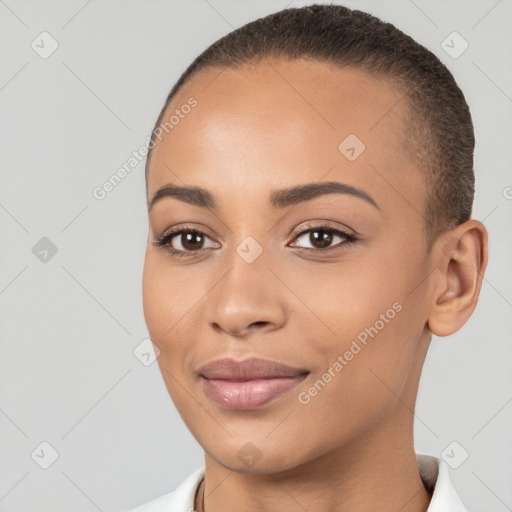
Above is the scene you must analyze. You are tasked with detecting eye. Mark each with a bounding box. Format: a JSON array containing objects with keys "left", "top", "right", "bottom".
[
  {"left": 153, "top": 227, "right": 219, "bottom": 258},
  {"left": 289, "top": 223, "right": 358, "bottom": 252},
  {"left": 153, "top": 223, "right": 358, "bottom": 259}
]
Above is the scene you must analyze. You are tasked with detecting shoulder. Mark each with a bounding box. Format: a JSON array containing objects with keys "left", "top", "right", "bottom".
[{"left": 125, "top": 467, "right": 205, "bottom": 512}]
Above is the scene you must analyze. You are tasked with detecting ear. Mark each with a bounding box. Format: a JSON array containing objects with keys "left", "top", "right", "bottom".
[{"left": 427, "top": 219, "right": 488, "bottom": 337}]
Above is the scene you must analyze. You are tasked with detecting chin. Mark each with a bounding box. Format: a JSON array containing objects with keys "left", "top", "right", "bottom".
[
  {"left": 213, "top": 453, "right": 303, "bottom": 475},
  {"left": 202, "top": 435, "right": 310, "bottom": 475}
]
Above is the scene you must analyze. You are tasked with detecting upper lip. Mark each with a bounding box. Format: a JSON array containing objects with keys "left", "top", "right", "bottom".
[{"left": 198, "top": 357, "right": 309, "bottom": 380}]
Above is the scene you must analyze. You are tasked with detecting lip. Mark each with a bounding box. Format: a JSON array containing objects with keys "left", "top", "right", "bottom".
[{"left": 198, "top": 357, "right": 309, "bottom": 410}]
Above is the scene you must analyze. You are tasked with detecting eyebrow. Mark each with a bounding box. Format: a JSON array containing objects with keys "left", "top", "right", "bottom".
[{"left": 148, "top": 181, "right": 379, "bottom": 212}]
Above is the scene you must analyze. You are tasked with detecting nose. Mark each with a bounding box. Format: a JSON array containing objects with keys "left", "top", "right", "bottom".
[{"left": 207, "top": 249, "right": 288, "bottom": 339}]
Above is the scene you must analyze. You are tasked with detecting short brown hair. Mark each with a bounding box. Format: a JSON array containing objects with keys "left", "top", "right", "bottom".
[{"left": 145, "top": 3, "right": 475, "bottom": 247}]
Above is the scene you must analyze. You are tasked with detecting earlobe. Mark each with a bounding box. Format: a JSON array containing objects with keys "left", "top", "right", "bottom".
[{"left": 427, "top": 220, "right": 488, "bottom": 337}]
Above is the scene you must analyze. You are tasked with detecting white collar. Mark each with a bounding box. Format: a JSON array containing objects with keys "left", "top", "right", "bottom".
[
  {"left": 129, "top": 453, "right": 468, "bottom": 511},
  {"left": 416, "top": 453, "right": 468, "bottom": 511}
]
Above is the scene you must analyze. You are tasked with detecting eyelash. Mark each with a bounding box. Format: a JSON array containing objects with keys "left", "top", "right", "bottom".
[{"left": 152, "top": 223, "right": 358, "bottom": 259}]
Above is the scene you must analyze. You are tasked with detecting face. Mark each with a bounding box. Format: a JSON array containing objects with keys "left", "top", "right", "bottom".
[{"left": 142, "top": 58, "right": 436, "bottom": 473}]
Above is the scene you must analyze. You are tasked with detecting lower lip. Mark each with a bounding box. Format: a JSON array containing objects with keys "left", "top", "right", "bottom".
[{"left": 202, "top": 375, "right": 308, "bottom": 410}]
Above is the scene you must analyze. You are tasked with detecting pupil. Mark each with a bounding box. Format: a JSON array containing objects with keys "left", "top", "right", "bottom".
[{"left": 311, "top": 229, "right": 332, "bottom": 249}]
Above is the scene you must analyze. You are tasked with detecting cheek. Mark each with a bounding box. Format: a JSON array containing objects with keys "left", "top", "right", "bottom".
[
  {"left": 142, "top": 253, "right": 199, "bottom": 341},
  {"left": 292, "top": 259, "right": 405, "bottom": 346},
  {"left": 142, "top": 251, "right": 162, "bottom": 336},
  {"left": 142, "top": 257, "right": 197, "bottom": 420},
  {"left": 293, "top": 262, "right": 419, "bottom": 406},
  {"left": 290, "top": 309, "right": 417, "bottom": 457},
  {"left": 142, "top": 255, "right": 194, "bottom": 392}
]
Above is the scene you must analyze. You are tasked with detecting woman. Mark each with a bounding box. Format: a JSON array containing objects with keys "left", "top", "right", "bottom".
[{"left": 132, "top": 4, "right": 488, "bottom": 511}]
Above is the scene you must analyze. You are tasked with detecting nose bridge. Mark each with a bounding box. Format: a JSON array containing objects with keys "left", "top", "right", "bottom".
[
  {"left": 220, "top": 232, "right": 271, "bottom": 306},
  {"left": 222, "top": 207, "right": 271, "bottom": 274}
]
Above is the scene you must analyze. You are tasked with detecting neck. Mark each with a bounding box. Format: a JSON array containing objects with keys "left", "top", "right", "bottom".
[{"left": 195, "top": 419, "right": 432, "bottom": 512}]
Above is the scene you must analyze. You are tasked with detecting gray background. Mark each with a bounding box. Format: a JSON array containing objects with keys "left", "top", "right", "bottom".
[{"left": 1, "top": 0, "right": 511, "bottom": 511}]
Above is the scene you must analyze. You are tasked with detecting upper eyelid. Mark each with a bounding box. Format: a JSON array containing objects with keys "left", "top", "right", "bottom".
[
  {"left": 290, "top": 223, "right": 354, "bottom": 238},
  {"left": 163, "top": 223, "right": 351, "bottom": 237}
]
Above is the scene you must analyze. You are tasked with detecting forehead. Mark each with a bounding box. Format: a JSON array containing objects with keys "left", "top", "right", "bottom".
[{"left": 148, "top": 58, "right": 423, "bottom": 216}]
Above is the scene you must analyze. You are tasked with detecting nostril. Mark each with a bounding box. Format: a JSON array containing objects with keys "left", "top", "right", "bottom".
[{"left": 250, "top": 321, "right": 268, "bottom": 328}]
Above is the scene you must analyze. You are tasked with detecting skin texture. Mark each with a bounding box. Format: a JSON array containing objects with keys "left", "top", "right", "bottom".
[{"left": 142, "top": 58, "right": 488, "bottom": 512}]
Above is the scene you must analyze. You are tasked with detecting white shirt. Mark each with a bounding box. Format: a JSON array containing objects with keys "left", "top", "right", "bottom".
[{"left": 126, "top": 453, "right": 468, "bottom": 511}]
